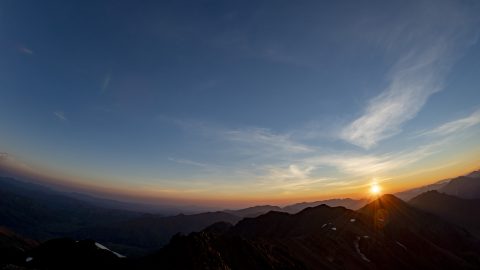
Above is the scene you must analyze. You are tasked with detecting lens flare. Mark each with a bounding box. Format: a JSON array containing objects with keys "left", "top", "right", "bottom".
[{"left": 370, "top": 183, "right": 381, "bottom": 195}]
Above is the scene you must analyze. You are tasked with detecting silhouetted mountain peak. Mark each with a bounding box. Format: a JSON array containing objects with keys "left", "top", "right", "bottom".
[
  {"left": 283, "top": 198, "right": 368, "bottom": 213},
  {"left": 358, "top": 194, "right": 422, "bottom": 229},
  {"left": 225, "top": 205, "right": 282, "bottom": 218},
  {"left": 466, "top": 170, "right": 480, "bottom": 178},
  {"left": 409, "top": 190, "right": 480, "bottom": 238},
  {"left": 360, "top": 194, "right": 407, "bottom": 212},
  {"left": 439, "top": 175, "right": 480, "bottom": 199},
  {"left": 410, "top": 189, "right": 444, "bottom": 200}
]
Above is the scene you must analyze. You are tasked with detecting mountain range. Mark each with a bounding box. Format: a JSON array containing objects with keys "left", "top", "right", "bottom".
[
  {"left": 409, "top": 190, "right": 480, "bottom": 237},
  {"left": 394, "top": 169, "right": 480, "bottom": 201},
  {"left": 1, "top": 169, "right": 479, "bottom": 269},
  {"left": 2, "top": 193, "right": 480, "bottom": 269},
  {"left": 0, "top": 176, "right": 368, "bottom": 256}
]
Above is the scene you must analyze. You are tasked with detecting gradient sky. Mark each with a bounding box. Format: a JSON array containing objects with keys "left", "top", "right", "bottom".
[{"left": 1, "top": 0, "right": 480, "bottom": 207}]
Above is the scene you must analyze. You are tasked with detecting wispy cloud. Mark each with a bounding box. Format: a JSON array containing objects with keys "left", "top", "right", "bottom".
[
  {"left": 168, "top": 157, "right": 210, "bottom": 168},
  {"left": 420, "top": 109, "right": 480, "bottom": 137},
  {"left": 163, "top": 115, "right": 449, "bottom": 182},
  {"left": 225, "top": 128, "right": 313, "bottom": 154},
  {"left": 18, "top": 46, "right": 34, "bottom": 55},
  {"left": 101, "top": 72, "right": 111, "bottom": 94},
  {"left": 252, "top": 135, "right": 450, "bottom": 192},
  {"left": 256, "top": 164, "right": 331, "bottom": 192},
  {"left": 160, "top": 116, "right": 313, "bottom": 156},
  {"left": 342, "top": 46, "right": 451, "bottom": 149},
  {"left": 305, "top": 143, "right": 440, "bottom": 176},
  {"left": 53, "top": 111, "right": 67, "bottom": 122},
  {"left": 341, "top": 3, "right": 476, "bottom": 149}
]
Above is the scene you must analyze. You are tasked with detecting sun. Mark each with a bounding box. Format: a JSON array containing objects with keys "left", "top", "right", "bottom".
[{"left": 370, "top": 183, "right": 381, "bottom": 196}]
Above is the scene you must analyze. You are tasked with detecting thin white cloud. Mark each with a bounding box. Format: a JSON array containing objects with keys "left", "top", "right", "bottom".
[
  {"left": 225, "top": 128, "right": 312, "bottom": 154},
  {"left": 306, "top": 146, "right": 436, "bottom": 176},
  {"left": 18, "top": 46, "right": 34, "bottom": 55},
  {"left": 256, "top": 164, "right": 331, "bottom": 191},
  {"left": 420, "top": 109, "right": 480, "bottom": 137},
  {"left": 341, "top": 46, "right": 449, "bottom": 149},
  {"left": 254, "top": 138, "right": 446, "bottom": 191},
  {"left": 159, "top": 116, "right": 313, "bottom": 157},
  {"left": 264, "top": 164, "right": 315, "bottom": 181},
  {"left": 340, "top": 3, "right": 476, "bottom": 149},
  {"left": 101, "top": 72, "right": 111, "bottom": 93},
  {"left": 54, "top": 111, "right": 67, "bottom": 121},
  {"left": 168, "top": 157, "right": 210, "bottom": 168}
]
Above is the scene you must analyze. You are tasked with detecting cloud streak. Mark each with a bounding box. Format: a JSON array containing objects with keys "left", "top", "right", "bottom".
[
  {"left": 54, "top": 111, "right": 67, "bottom": 121},
  {"left": 168, "top": 157, "right": 211, "bottom": 168},
  {"left": 18, "top": 46, "right": 34, "bottom": 55},
  {"left": 225, "top": 128, "right": 312, "bottom": 154},
  {"left": 420, "top": 109, "right": 480, "bottom": 137},
  {"left": 101, "top": 72, "right": 111, "bottom": 94},
  {"left": 249, "top": 135, "right": 452, "bottom": 193},
  {"left": 341, "top": 2, "right": 476, "bottom": 149}
]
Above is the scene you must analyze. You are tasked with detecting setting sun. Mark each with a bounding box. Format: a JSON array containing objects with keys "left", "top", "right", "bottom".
[{"left": 370, "top": 183, "right": 382, "bottom": 195}]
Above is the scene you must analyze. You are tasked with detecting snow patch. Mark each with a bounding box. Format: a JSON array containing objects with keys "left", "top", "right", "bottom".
[
  {"left": 396, "top": 241, "right": 407, "bottom": 250},
  {"left": 354, "top": 236, "right": 370, "bottom": 262},
  {"left": 25, "top": 257, "right": 33, "bottom": 262},
  {"left": 95, "top": 242, "right": 126, "bottom": 258}
]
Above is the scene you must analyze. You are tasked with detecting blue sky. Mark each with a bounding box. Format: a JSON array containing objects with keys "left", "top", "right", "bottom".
[{"left": 0, "top": 0, "right": 479, "bottom": 205}]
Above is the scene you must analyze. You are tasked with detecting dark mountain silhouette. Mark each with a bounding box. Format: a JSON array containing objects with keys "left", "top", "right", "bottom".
[
  {"left": 3, "top": 173, "right": 480, "bottom": 268},
  {"left": 395, "top": 178, "right": 451, "bottom": 201},
  {"left": 438, "top": 174, "right": 480, "bottom": 199},
  {"left": 225, "top": 205, "right": 282, "bottom": 217},
  {"left": 143, "top": 195, "right": 480, "bottom": 269},
  {"left": 74, "top": 211, "right": 241, "bottom": 256},
  {"left": 0, "top": 177, "right": 141, "bottom": 241},
  {"left": 394, "top": 168, "right": 480, "bottom": 201},
  {"left": 409, "top": 190, "right": 480, "bottom": 237},
  {"left": 465, "top": 170, "right": 480, "bottom": 178},
  {"left": 0, "top": 176, "right": 239, "bottom": 256},
  {"left": 0, "top": 176, "right": 371, "bottom": 257},
  {"left": 283, "top": 198, "right": 368, "bottom": 213},
  {"left": 2, "top": 194, "right": 480, "bottom": 269},
  {"left": 67, "top": 192, "right": 214, "bottom": 215},
  {"left": 223, "top": 199, "right": 368, "bottom": 219}
]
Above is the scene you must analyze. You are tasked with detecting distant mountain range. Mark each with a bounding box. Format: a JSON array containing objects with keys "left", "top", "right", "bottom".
[
  {"left": 3, "top": 193, "right": 479, "bottom": 269},
  {"left": 282, "top": 198, "right": 369, "bottom": 213},
  {"left": 394, "top": 178, "right": 451, "bottom": 201},
  {"left": 0, "top": 177, "right": 141, "bottom": 240},
  {"left": 394, "top": 169, "right": 480, "bottom": 201},
  {"left": 0, "top": 176, "right": 369, "bottom": 256},
  {"left": 438, "top": 173, "right": 480, "bottom": 199},
  {"left": 409, "top": 190, "right": 480, "bottom": 237},
  {"left": 1, "top": 168, "right": 479, "bottom": 267},
  {"left": 144, "top": 194, "right": 480, "bottom": 269}
]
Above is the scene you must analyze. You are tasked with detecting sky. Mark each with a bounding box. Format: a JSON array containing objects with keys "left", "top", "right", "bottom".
[{"left": 0, "top": 0, "right": 480, "bottom": 207}]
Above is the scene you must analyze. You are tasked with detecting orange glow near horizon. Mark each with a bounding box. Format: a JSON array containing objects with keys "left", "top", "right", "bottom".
[{"left": 1, "top": 150, "right": 479, "bottom": 209}]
